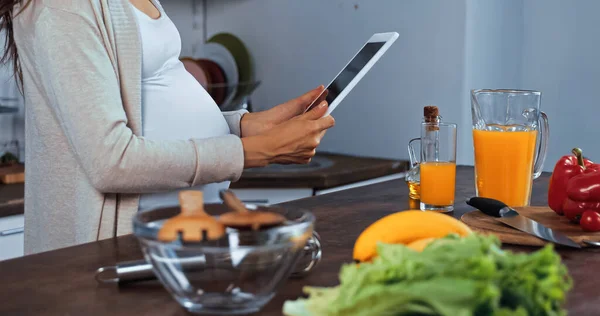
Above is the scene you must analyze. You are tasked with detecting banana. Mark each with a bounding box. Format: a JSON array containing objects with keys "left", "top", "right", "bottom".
[
  {"left": 406, "top": 237, "right": 437, "bottom": 252},
  {"left": 353, "top": 210, "right": 472, "bottom": 261}
]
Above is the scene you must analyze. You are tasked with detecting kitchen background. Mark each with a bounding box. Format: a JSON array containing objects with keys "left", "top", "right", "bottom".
[{"left": 1, "top": 0, "right": 599, "bottom": 170}]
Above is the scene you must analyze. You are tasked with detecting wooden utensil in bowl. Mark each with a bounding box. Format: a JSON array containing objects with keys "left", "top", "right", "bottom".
[
  {"left": 219, "top": 190, "right": 286, "bottom": 230},
  {"left": 158, "top": 191, "right": 225, "bottom": 242}
]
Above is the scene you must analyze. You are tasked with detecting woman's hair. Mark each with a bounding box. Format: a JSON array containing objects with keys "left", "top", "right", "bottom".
[{"left": 1, "top": 0, "right": 30, "bottom": 89}]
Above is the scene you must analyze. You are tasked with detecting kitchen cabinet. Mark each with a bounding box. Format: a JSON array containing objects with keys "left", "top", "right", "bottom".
[
  {"left": 230, "top": 153, "right": 409, "bottom": 205},
  {"left": 232, "top": 172, "right": 407, "bottom": 206},
  {"left": 0, "top": 214, "right": 24, "bottom": 261},
  {"left": 0, "top": 153, "right": 408, "bottom": 262},
  {"left": 315, "top": 173, "right": 407, "bottom": 196},
  {"left": 230, "top": 188, "right": 313, "bottom": 206},
  {"left": 0, "top": 172, "right": 406, "bottom": 262}
]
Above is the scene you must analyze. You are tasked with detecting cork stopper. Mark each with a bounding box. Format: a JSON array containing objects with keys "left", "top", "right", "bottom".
[
  {"left": 423, "top": 105, "right": 440, "bottom": 131},
  {"left": 424, "top": 105, "right": 439, "bottom": 122}
]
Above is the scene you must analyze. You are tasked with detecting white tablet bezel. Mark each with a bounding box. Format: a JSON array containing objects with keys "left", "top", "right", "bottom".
[{"left": 306, "top": 32, "right": 399, "bottom": 116}]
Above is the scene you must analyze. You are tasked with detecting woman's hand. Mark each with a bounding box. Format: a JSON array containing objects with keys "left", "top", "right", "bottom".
[
  {"left": 240, "top": 85, "right": 327, "bottom": 137},
  {"left": 241, "top": 100, "right": 335, "bottom": 168}
]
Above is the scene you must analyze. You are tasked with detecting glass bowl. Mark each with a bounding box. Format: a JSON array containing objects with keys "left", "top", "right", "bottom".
[{"left": 133, "top": 203, "right": 316, "bottom": 315}]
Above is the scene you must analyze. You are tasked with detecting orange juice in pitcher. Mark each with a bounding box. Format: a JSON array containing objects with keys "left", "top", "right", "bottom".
[
  {"left": 471, "top": 90, "right": 549, "bottom": 207},
  {"left": 473, "top": 128, "right": 537, "bottom": 206}
]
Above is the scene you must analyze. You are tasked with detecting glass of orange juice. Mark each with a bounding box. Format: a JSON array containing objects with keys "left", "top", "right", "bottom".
[
  {"left": 417, "top": 122, "right": 457, "bottom": 212},
  {"left": 471, "top": 89, "right": 549, "bottom": 207}
]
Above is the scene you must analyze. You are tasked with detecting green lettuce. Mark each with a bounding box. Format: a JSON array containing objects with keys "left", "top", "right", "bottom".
[{"left": 283, "top": 234, "right": 571, "bottom": 316}]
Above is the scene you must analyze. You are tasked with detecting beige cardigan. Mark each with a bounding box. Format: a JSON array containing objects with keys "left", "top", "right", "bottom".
[{"left": 13, "top": 0, "right": 247, "bottom": 255}]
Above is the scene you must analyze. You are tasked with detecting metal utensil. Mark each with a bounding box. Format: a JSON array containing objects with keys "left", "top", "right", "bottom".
[
  {"left": 95, "top": 231, "right": 323, "bottom": 285},
  {"left": 95, "top": 259, "right": 155, "bottom": 285},
  {"left": 95, "top": 256, "right": 231, "bottom": 285},
  {"left": 582, "top": 240, "right": 600, "bottom": 247},
  {"left": 466, "top": 197, "right": 581, "bottom": 248}
]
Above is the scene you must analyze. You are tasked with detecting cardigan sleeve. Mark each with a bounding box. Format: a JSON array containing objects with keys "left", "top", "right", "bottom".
[
  {"left": 32, "top": 7, "right": 245, "bottom": 193},
  {"left": 222, "top": 109, "right": 248, "bottom": 137}
]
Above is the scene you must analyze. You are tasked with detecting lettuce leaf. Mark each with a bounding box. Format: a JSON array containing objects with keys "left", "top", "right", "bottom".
[{"left": 283, "top": 233, "right": 571, "bottom": 316}]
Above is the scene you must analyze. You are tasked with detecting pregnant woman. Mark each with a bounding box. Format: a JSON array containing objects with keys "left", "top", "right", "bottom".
[{"left": 1, "top": 0, "right": 334, "bottom": 254}]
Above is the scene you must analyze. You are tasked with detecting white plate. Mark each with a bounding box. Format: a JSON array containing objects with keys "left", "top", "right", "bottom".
[{"left": 196, "top": 43, "right": 239, "bottom": 107}]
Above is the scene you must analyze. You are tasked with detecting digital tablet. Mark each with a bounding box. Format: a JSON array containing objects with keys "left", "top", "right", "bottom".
[{"left": 305, "top": 32, "right": 399, "bottom": 116}]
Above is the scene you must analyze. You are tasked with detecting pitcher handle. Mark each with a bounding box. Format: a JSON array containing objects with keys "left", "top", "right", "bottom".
[
  {"left": 533, "top": 111, "right": 549, "bottom": 179},
  {"left": 408, "top": 138, "right": 421, "bottom": 167},
  {"left": 290, "top": 231, "right": 322, "bottom": 278}
]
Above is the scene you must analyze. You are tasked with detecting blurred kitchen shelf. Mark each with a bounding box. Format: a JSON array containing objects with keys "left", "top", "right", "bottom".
[
  {"left": 0, "top": 97, "right": 20, "bottom": 115},
  {"left": 0, "top": 164, "right": 24, "bottom": 184},
  {"left": 187, "top": 0, "right": 259, "bottom": 112},
  {"left": 209, "top": 80, "right": 261, "bottom": 111},
  {"left": 0, "top": 106, "right": 17, "bottom": 114}
]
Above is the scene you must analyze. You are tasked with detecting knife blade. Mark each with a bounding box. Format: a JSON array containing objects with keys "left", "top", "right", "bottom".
[{"left": 466, "top": 197, "right": 581, "bottom": 248}]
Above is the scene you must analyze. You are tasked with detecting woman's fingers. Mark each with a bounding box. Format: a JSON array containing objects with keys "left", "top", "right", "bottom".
[
  {"left": 316, "top": 114, "right": 335, "bottom": 130},
  {"left": 299, "top": 85, "right": 325, "bottom": 104},
  {"left": 286, "top": 85, "right": 326, "bottom": 115},
  {"left": 253, "top": 97, "right": 335, "bottom": 166},
  {"left": 306, "top": 89, "right": 328, "bottom": 111},
  {"left": 302, "top": 101, "right": 329, "bottom": 120},
  {"left": 316, "top": 129, "right": 328, "bottom": 140},
  {"left": 300, "top": 116, "right": 333, "bottom": 150},
  {"left": 265, "top": 86, "right": 326, "bottom": 123},
  {"left": 306, "top": 114, "right": 335, "bottom": 135}
]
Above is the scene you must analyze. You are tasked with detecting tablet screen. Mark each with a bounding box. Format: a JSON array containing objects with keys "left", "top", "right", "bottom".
[{"left": 306, "top": 41, "right": 386, "bottom": 112}]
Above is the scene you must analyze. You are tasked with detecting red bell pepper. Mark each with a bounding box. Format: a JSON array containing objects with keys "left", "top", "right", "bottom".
[
  {"left": 563, "top": 161, "right": 600, "bottom": 223},
  {"left": 563, "top": 198, "right": 600, "bottom": 223},
  {"left": 548, "top": 148, "right": 596, "bottom": 215},
  {"left": 567, "top": 169, "right": 600, "bottom": 201}
]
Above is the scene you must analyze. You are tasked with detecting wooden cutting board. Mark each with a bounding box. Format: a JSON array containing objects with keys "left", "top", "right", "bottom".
[{"left": 461, "top": 206, "right": 600, "bottom": 247}]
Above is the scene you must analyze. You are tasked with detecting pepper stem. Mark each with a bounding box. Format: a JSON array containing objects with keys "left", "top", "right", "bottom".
[{"left": 572, "top": 148, "right": 585, "bottom": 169}]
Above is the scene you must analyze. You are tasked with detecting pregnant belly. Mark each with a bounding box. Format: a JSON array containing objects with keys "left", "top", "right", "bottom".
[
  {"left": 139, "top": 64, "right": 233, "bottom": 211},
  {"left": 141, "top": 64, "right": 230, "bottom": 141}
]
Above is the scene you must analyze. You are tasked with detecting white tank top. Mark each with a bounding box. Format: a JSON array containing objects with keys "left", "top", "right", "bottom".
[{"left": 132, "top": 1, "right": 232, "bottom": 210}]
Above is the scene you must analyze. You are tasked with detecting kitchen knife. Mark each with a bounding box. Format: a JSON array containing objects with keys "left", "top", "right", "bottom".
[{"left": 466, "top": 197, "right": 581, "bottom": 248}]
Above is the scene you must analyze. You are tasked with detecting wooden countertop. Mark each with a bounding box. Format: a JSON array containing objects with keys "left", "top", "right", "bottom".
[
  {"left": 1, "top": 166, "right": 598, "bottom": 315},
  {"left": 0, "top": 153, "right": 408, "bottom": 218},
  {"left": 230, "top": 152, "right": 408, "bottom": 189}
]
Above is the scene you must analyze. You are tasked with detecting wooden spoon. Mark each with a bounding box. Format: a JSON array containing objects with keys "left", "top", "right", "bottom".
[
  {"left": 218, "top": 190, "right": 286, "bottom": 230},
  {"left": 158, "top": 190, "right": 226, "bottom": 242}
]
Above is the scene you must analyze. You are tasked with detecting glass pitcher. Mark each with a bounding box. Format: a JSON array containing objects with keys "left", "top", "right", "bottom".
[{"left": 471, "top": 89, "right": 549, "bottom": 207}]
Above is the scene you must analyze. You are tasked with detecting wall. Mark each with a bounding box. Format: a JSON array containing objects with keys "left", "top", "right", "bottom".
[
  {"left": 461, "top": 0, "right": 524, "bottom": 165},
  {"left": 164, "top": 0, "right": 537, "bottom": 167},
  {"left": 521, "top": 0, "right": 600, "bottom": 169},
  {"left": 202, "top": 0, "right": 470, "bottom": 164},
  {"left": 194, "top": 0, "right": 596, "bottom": 171},
  {"left": 160, "top": 0, "right": 202, "bottom": 58},
  {"left": 3, "top": 1, "right": 597, "bottom": 171}
]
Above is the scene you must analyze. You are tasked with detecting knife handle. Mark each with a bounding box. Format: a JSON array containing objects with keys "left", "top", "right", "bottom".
[{"left": 466, "top": 197, "right": 509, "bottom": 217}]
